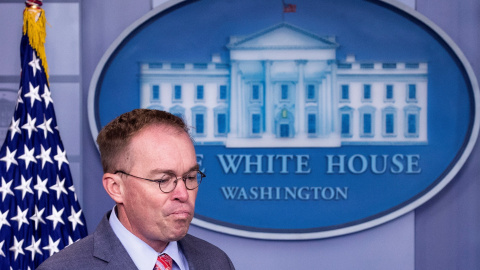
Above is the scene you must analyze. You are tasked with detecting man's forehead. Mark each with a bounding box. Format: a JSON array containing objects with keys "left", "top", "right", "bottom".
[
  {"left": 129, "top": 123, "right": 194, "bottom": 151},
  {"left": 127, "top": 125, "right": 197, "bottom": 173},
  {"left": 139, "top": 123, "right": 188, "bottom": 136}
]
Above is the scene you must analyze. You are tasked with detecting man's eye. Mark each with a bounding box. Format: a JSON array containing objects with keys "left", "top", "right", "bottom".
[
  {"left": 160, "top": 175, "right": 174, "bottom": 182},
  {"left": 157, "top": 179, "right": 170, "bottom": 184},
  {"left": 186, "top": 172, "right": 199, "bottom": 180}
]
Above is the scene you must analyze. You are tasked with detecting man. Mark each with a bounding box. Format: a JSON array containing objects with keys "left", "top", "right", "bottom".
[{"left": 38, "top": 109, "right": 235, "bottom": 269}]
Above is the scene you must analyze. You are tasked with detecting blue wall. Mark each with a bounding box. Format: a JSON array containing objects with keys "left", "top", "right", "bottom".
[
  {"left": 1, "top": 0, "right": 479, "bottom": 269},
  {"left": 79, "top": 1, "right": 480, "bottom": 269}
]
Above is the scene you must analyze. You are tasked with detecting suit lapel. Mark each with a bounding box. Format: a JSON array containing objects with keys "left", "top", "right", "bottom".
[
  {"left": 92, "top": 211, "right": 138, "bottom": 269},
  {"left": 179, "top": 235, "right": 197, "bottom": 270}
]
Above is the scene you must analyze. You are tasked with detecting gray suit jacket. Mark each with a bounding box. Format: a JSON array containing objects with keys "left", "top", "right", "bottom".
[{"left": 37, "top": 211, "right": 235, "bottom": 270}]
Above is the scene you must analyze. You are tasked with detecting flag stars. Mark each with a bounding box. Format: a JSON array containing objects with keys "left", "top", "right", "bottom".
[
  {"left": 36, "top": 145, "right": 53, "bottom": 169},
  {"left": 46, "top": 205, "right": 65, "bottom": 230},
  {"left": 69, "top": 185, "right": 78, "bottom": 201},
  {"left": 16, "top": 87, "right": 24, "bottom": 109},
  {"left": 34, "top": 175, "right": 49, "bottom": 200},
  {"left": 68, "top": 206, "right": 84, "bottom": 230},
  {"left": 14, "top": 176, "right": 34, "bottom": 200},
  {"left": 37, "top": 115, "right": 54, "bottom": 138},
  {"left": 25, "top": 236, "right": 42, "bottom": 261},
  {"left": 0, "top": 147, "right": 18, "bottom": 171},
  {"left": 8, "top": 117, "right": 21, "bottom": 140},
  {"left": 9, "top": 236, "right": 25, "bottom": 260},
  {"left": 4, "top": 10, "right": 89, "bottom": 267},
  {"left": 0, "top": 210, "right": 11, "bottom": 230},
  {"left": 54, "top": 146, "right": 69, "bottom": 170},
  {"left": 43, "top": 236, "right": 60, "bottom": 257},
  {"left": 25, "top": 82, "right": 42, "bottom": 107},
  {"left": 42, "top": 84, "right": 54, "bottom": 108},
  {"left": 67, "top": 236, "right": 74, "bottom": 247},
  {"left": 28, "top": 52, "right": 42, "bottom": 77},
  {"left": 18, "top": 145, "right": 37, "bottom": 168},
  {"left": 21, "top": 114, "right": 38, "bottom": 139},
  {"left": 11, "top": 206, "right": 29, "bottom": 230},
  {"left": 0, "top": 240, "right": 5, "bottom": 257},
  {"left": 0, "top": 177, "right": 14, "bottom": 201},
  {"left": 30, "top": 205, "right": 46, "bottom": 230},
  {"left": 50, "top": 176, "right": 68, "bottom": 200}
]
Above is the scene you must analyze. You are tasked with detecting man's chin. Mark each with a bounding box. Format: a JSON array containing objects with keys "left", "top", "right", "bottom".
[
  {"left": 163, "top": 216, "right": 192, "bottom": 240},
  {"left": 167, "top": 225, "right": 190, "bottom": 241}
]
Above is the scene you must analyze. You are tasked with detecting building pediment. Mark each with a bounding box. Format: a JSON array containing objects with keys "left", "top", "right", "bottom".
[{"left": 227, "top": 23, "right": 338, "bottom": 50}]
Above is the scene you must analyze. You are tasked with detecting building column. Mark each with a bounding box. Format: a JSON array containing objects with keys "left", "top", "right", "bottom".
[
  {"left": 318, "top": 80, "right": 325, "bottom": 136},
  {"left": 330, "top": 60, "right": 339, "bottom": 135},
  {"left": 229, "top": 61, "right": 239, "bottom": 137},
  {"left": 264, "top": 60, "right": 274, "bottom": 137},
  {"left": 296, "top": 60, "right": 307, "bottom": 137},
  {"left": 325, "top": 74, "right": 332, "bottom": 133},
  {"left": 237, "top": 71, "right": 244, "bottom": 137},
  {"left": 321, "top": 77, "right": 327, "bottom": 135}
]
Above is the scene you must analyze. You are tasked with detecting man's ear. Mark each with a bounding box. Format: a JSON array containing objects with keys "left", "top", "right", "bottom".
[{"left": 103, "top": 173, "right": 124, "bottom": 203}]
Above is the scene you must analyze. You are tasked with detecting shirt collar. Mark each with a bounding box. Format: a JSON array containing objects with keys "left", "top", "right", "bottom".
[
  {"left": 163, "top": 241, "right": 187, "bottom": 270},
  {"left": 109, "top": 206, "right": 187, "bottom": 270}
]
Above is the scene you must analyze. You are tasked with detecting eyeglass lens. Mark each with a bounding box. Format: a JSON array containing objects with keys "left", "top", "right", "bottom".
[{"left": 160, "top": 171, "right": 202, "bottom": 192}]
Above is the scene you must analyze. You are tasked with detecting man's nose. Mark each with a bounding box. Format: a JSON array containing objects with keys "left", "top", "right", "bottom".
[{"left": 171, "top": 178, "right": 189, "bottom": 201}]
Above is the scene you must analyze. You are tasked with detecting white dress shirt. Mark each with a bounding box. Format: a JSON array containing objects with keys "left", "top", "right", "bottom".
[{"left": 109, "top": 207, "right": 189, "bottom": 270}]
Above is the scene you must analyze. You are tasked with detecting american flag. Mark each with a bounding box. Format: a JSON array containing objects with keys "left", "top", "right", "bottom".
[
  {"left": 0, "top": 3, "right": 88, "bottom": 269},
  {"left": 282, "top": 0, "right": 296, "bottom": 13}
]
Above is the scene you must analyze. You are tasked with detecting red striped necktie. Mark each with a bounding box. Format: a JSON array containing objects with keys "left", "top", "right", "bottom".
[{"left": 154, "top": 253, "right": 173, "bottom": 270}]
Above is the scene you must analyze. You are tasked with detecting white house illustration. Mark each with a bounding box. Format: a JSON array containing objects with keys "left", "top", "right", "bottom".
[{"left": 139, "top": 23, "right": 428, "bottom": 148}]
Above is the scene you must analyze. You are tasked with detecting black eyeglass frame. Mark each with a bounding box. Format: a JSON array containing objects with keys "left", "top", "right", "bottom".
[{"left": 114, "top": 170, "right": 205, "bottom": 193}]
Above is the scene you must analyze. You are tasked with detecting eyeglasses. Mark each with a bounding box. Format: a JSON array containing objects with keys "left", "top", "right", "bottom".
[{"left": 114, "top": 170, "right": 205, "bottom": 193}]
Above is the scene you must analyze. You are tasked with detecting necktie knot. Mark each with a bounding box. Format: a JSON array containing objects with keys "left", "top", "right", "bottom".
[{"left": 154, "top": 253, "right": 173, "bottom": 270}]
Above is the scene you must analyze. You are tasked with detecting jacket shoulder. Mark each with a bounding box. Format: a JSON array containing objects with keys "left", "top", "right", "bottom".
[
  {"left": 37, "top": 211, "right": 135, "bottom": 269},
  {"left": 37, "top": 235, "right": 106, "bottom": 269},
  {"left": 180, "top": 234, "right": 235, "bottom": 270}
]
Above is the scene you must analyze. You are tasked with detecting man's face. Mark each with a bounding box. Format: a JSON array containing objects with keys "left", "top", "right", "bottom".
[{"left": 117, "top": 124, "right": 198, "bottom": 250}]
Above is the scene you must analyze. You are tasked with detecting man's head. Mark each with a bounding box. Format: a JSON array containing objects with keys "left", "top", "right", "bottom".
[
  {"left": 96, "top": 108, "right": 190, "bottom": 173},
  {"left": 97, "top": 109, "right": 198, "bottom": 252}
]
